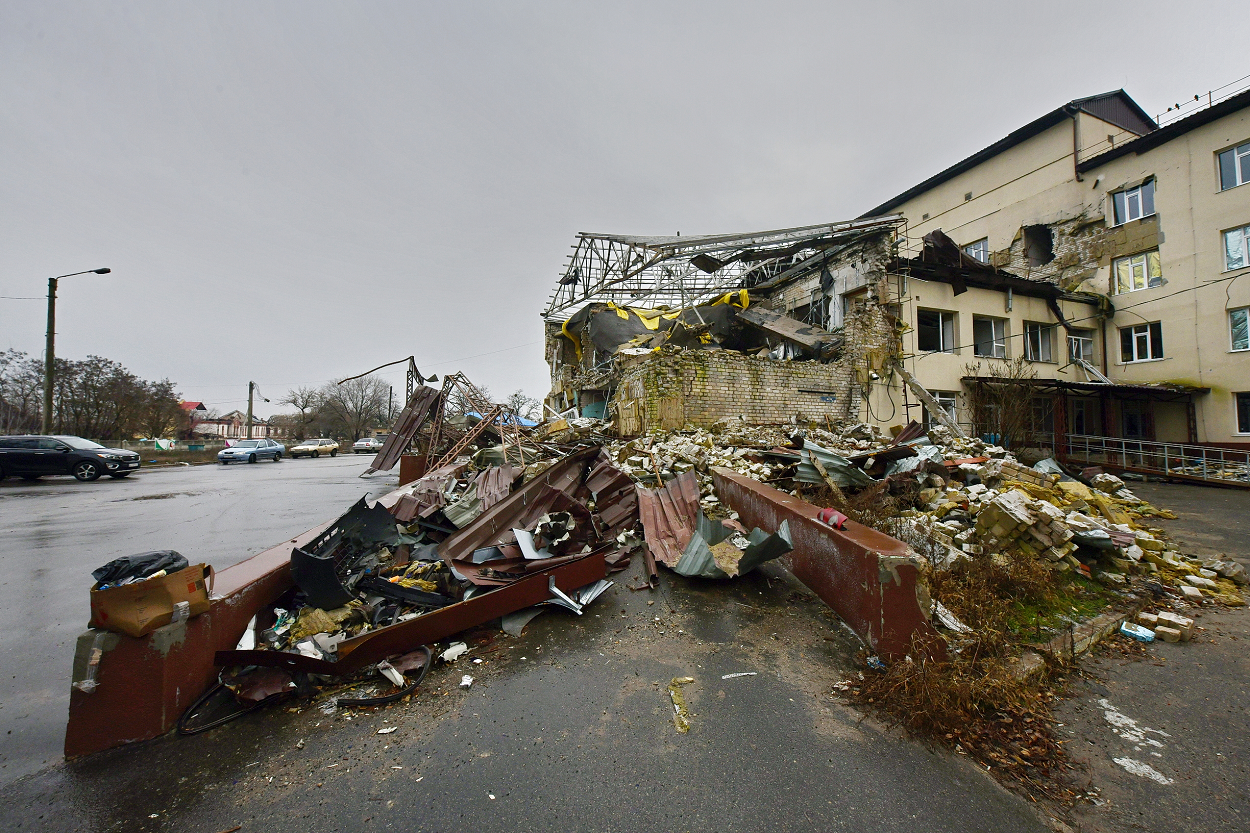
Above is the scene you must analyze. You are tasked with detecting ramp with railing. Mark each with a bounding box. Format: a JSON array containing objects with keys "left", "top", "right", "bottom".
[{"left": 1061, "top": 434, "right": 1250, "bottom": 488}]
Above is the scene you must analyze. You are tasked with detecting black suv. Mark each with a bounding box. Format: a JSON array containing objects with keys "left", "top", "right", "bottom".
[{"left": 0, "top": 435, "right": 142, "bottom": 482}]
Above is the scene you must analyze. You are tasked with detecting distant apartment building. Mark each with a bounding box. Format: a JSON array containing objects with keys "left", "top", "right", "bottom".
[{"left": 860, "top": 86, "right": 1250, "bottom": 447}]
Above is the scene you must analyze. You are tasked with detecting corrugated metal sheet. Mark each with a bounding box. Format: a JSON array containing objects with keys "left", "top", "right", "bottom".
[
  {"left": 635, "top": 471, "right": 700, "bottom": 568},
  {"left": 365, "top": 386, "right": 442, "bottom": 474}
]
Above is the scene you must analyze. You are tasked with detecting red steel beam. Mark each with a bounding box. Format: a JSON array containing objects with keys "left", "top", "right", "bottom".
[{"left": 712, "top": 468, "right": 945, "bottom": 661}]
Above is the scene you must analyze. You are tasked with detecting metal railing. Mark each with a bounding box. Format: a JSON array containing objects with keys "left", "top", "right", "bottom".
[{"left": 1062, "top": 434, "right": 1250, "bottom": 487}]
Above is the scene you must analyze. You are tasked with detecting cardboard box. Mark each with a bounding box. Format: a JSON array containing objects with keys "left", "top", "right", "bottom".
[{"left": 89, "top": 564, "right": 212, "bottom": 638}]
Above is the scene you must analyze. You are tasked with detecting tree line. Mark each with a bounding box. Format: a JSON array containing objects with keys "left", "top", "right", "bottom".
[{"left": 0, "top": 349, "right": 186, "bottom": 439}]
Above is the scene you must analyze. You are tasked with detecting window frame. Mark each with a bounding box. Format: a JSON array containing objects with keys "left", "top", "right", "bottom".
[
  {"left": 1219, "top": 141, "right": 1250, "bottom": 191},
  {"left": 1119, "top": 321, "right": 1164, "bottom": 363},
  {"left": 1231, "top": 306, "right": 1249, "bottom": 352},
  {"left": 924, "top": 391, "right": 959, "bottom": 428},
  {"left": 1237, "top": 392, "right": 1250, "bottom": 435},
  {"left": 916, "top": 308, "right": 957, "bottom": 353},
  {"left": 1223, "top": 225, "right": 1250, "bottom": 272},
  {"left": 1112, "top": 250, "right": 1163, "bottom": 294},
  {"left": 1067, "top": 329, "right": 1095, "bottom": 364},
  {"left": 1111, "top": 179, "right": 1156, "bottom": 226},
  {"left": 1023, "top": 322, "right": 1054, "bottom": 362},
  {"left": 972, "top": 315, "right": 1007, "bottom": 359},
  {"left": 963, "top": 238, "right": 989, "bottom": 264}
]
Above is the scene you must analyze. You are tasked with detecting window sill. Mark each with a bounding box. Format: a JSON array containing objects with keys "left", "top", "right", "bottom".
[
  {"left": 1119, "top": 357, "right": 1168, "bottom": 365},
  {"left": 1231, "top": 348, "right": 1250, "bottom": 354},
  {"left": 1110, "top": 213, "right": 1157, "bottom": 229},
  {"left": 1026, "top": 358, "right": 1058, "bottom": 364}
]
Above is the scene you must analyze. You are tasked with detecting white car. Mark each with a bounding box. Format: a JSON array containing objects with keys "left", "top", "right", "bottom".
[
  {"left": 289, "top": 438, "right": 339, "bottom": 459},
  {"left": 353, "top": 436, "right": 384, "bottom": 454}
]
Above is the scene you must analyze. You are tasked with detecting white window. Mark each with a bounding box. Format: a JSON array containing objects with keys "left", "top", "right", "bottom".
[
  {"left": 924, "top": 392, "right": 958, "bottom": 427},
  {"left": 1024, "top": 322, "right": 1054, "bottom": 362},
  {"left": 916, "top": 309, "right": 956, "bottom": 353},
  {"left": 1232, "top": 307, "right": 1249, "bottom": 351},
  {"left": 1219, "top": 142, "right": 1250, "bottom": 191},
  {"left": 963, "top": 238, "right": 989, "bottom": 263},
  {"left": 1224, "top": 225, "right": 1250, "bottom": 271},
  {"left": 1113, "top": 250, "right": 1162, "bottom": 294},
  {"left": 1119, "top": 322, "right": 1164, "bottom": 363},
  {"left": 1112, "top": 180, "right": 1155, "bottom": 225},
  {"left": 1068, "top": 329, "right": 1095, "bottom": 363},
  {"left": 972, "top": 316, "right": 1007, "bottom": 358}
]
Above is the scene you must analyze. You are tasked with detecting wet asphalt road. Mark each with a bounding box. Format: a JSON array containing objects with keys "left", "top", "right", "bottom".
[
  {"left": 0, "top": 454, "right": 399, "bottom": 788},
  {"left": 0, "top": 455, "right": 1055, "bottom": 832}
]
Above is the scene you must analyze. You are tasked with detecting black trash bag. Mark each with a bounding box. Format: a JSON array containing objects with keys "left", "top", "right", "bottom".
[{"left": 91, "top": 551, "right": 189, "bottom": 587}]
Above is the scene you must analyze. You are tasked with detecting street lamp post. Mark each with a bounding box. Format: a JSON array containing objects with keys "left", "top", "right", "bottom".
[{"left": 43, "top": 268, "right": 112, "bottom": 435}]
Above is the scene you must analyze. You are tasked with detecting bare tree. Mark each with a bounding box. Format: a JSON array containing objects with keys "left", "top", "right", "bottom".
[
  {"left": 322, "top": 375, "right": 389, "bottom": 440},
  {"left": 963, "top": 357, "right": 1040, "bottom": 448},
  {"left": 279, "top": 385, "right": 327, "bottom": 441},
  {"left": 505, "top": 389, "right": 541, "bottom": 421}
]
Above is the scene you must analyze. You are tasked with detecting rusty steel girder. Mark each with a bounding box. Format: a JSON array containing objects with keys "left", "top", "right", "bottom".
[{"left": 712, "top": 468, "right": 945, "bottom": 661}]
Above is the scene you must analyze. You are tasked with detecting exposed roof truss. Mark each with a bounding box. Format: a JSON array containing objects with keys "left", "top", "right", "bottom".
[{"left": 541, "top": 216, "right": 903, "bottom": 320}]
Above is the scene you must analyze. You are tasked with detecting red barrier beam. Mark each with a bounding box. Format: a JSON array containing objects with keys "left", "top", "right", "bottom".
[
  {"left": 712, "top": 468, "right": 945, "bottom": 661},
  {"left": 64, "top": 521, "right": 332, "bottom": 758}
]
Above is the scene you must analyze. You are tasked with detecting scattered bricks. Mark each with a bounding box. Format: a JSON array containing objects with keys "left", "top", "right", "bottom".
[
  {"left": 1124, "top": 544, "right": 1144, "bottom": 562},
  {"left": 1156, "top": 612, "right": 1193, "bottom": 640},
  {"left": 1154, "top": 625, "right": 1183, "bottom": 643},
  {"left": 1097, "top": 571, "right": 1127, "bottom": 585},
  {"left": 1090, "top": 473, "right": 1126, "bottom": 493},
  {"left": 1198, "top": 568, "right": 1218, "bottom": 579},
  {"left": 1211, "top": 560, "right": 1249, "bottom": 586},
  {"left": 1185, "top": 575, "right": 1219, "bottom": 590},
  {"left": 1181, "top": 585, "right": 1204, "bottom": 600},
  {"left": 1137, "top": 612, "right": 1159, "bottom": 626},
  {"left": 1136, "top": 536, "right": 1165, "bottom": 552}
]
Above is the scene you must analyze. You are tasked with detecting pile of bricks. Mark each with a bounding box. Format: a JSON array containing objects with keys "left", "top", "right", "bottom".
[
  {"left": 1135, "top": 610, "right": 1195, "bottom": 643},
  {"left": 973, "top": 488, "right": 1076, "bottom": 566}
]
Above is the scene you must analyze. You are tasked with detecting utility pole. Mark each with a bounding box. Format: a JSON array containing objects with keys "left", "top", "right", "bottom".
[
  {"left": 246, "top": 381, "right": 269, "bottom": 439},
  {"left": 42, "top": 268, "right": 111, "bottom": 434}
]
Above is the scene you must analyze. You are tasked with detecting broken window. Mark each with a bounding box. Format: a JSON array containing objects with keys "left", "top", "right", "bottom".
[
  {"left": 916, "top": 308, "right": 955, "bottom": 353},
  {"left": 923, "top": 391, "right": 958, "bottom": 429},
  {"left": 1023, "top": 225, "right": 1054, "bottom": 266},
  {"left": 1119, "top": 322, "right": 1164, "bottom": 363},
  {"left": 1238, "top": 392, "right": 1250, "bottom": 434},
  {"left": 1231, "top": 307, "right": 1249, "bottom": 351},
  {"left": 1112, "top": 180, "right": 1155, "bottom": 225},
  {"left": 1219, "top": 142, "right": 1250, "bottom": 191},
  {"left": 1024, "top": 322, "right": 1054, "bottom": 362},
  {"left": 972, "top": 316, "right": 1007, "bottom": 358},
  {"left": 1068, "top": 329, "right": 1095, "bottom": 363},
  {"left": 1122, "top": 400, "right": 1151, "bottom": 440},
  {"left": 1113, "top": 250, "right": 1163, "bottom": 293},
  {"left": 963, "top": 238, "right": 989, "bottom": 263},
  {"left": 1029, "top": 396, "right": 1054, "bottom": 439},
  {"left": 1223, "top": 224, "right": 1250, "bottom": 271},
  {"left": 842, "top": 287, "right": 868, "bottom": 322}
]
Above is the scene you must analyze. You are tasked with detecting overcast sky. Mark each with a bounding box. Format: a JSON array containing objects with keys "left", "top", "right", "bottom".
[{"left": 1, "top": 1, "right": 1243, "bottom": 418}]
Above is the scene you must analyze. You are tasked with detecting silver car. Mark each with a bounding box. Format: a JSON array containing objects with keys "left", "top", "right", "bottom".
[
  {"left": 352, "top": 436, "right": 384, "bottom": 454},
  {"left": 218, "top": 438, "right": 285, "bottom": 464}
]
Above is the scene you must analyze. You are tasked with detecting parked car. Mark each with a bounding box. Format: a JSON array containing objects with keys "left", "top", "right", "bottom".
[
  {"left": 352, "top": 436, "right": 384, "bottom": 454},
  {"left": 0, "top": 434, "right": 141, "bottom": 482},
  {"left": 289, "top": 438, "right": 339, "bottom": 459},
  {"left": 218, "top": 438, "right": 285, "bottom": 464}
]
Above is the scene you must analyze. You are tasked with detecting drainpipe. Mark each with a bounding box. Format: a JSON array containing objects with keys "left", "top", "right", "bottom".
[{"left": 1071, "top": 108, "right": 1084, "bottom": 182}]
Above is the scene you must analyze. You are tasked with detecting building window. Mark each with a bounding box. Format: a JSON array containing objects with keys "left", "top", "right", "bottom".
[
  {"left": 924, "top": 391, "right": 958, "bottom": 428},
  {"left": 1119, "top": 322, "right": 1164, "bottom": 363},
  {"left": 1113, "top": 250, "right": 1163, "bottom": 293},
  {"left": 1070, "top": 397, "right": 1097, "bottom": 435},
  {"left": 917, "top": 309, "right": 956, "bottom": 353},
  {"left": 963, "top": 238, "right": 989, "bottom": 263},
  {"left": 1238, "top": 392, "right": 1250, "bottom": 434},
  {"left": 1232, "top": 307, "right": 1249, "bottom": 351},
  {"left": 1219, "top": 142, "right": 1250, "bottom": 191},
  {"left": 972, "top": 316, "right": 1007, "bottom": 358},
  {"left": 1112, "top": 180, "right": 1155, "bottom": 225},
  {"left": 1224, "top": 225, "right": 1250, "bottom": 271},
  {"left": 1068, "top": 329, "right": 1095, "bottom": 363},
  {"left": 1024, "top": 322, "right": 1054, "bottom": 362}
]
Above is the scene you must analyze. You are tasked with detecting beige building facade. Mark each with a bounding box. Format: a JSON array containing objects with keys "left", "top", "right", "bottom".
[{"left": 859, "top": 89, "right": 1250, "bottom": 447}]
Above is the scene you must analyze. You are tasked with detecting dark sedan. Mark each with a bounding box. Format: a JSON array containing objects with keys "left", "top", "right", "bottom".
[{"left": 0, "top": 435, "right": 142, "bottom": 482}]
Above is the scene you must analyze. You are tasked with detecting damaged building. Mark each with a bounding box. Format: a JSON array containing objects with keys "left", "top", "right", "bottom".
[{"left": 540, "top": 218, "right": 908, "bottom": 434}]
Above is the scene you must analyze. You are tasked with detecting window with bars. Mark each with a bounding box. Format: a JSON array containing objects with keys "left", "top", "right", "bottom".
[
  {"left": 1119, "top": 322, "right": 1164, "bottom": 362},
  {"left": 1112, "top": 180, "right": 1155, "bottom": 225},
  {"left": 1113, "top": 250, "right": 1162, "bottom": 293},
  {"left": 1219, "top": 142, "right": 1250, "bottom": 191}
]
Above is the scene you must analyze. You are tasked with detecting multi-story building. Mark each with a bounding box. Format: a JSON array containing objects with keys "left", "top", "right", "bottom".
[{"left": 861, "top": 86, "right": 1250, "bottom": 449}]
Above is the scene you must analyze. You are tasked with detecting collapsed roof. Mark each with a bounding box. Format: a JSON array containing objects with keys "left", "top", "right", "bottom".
[{"left": 542, "top": 217, "right": 904, "bottom": 320}]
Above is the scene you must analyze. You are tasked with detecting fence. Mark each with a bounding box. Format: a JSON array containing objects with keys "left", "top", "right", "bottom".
[{"left": 1061, "top": 434, "right": 1250, "bottom": 488}]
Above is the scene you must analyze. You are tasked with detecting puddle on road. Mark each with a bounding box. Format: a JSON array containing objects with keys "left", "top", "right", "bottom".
[{"left": 116, "top": 492, "right": 201, "bottom": 502}]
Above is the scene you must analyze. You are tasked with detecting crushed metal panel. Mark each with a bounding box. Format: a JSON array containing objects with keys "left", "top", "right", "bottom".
[
  {"left": 635, "top": 471, "right": 700, "bottom": 567},
  {"left": 215, "top": 551, "right": 607, "bottom": 676},
  {"left": 365, "top": 386, "right": 442, "bottom": 474},
  {"left": 737, "top": 307, "right": 836, "bottom": 352},
  {"left": 712, "top": 468, "right": 945, "bottom": 661},
  {"left": 795, "top": 442, "right": 876, "bottom": 488}
]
